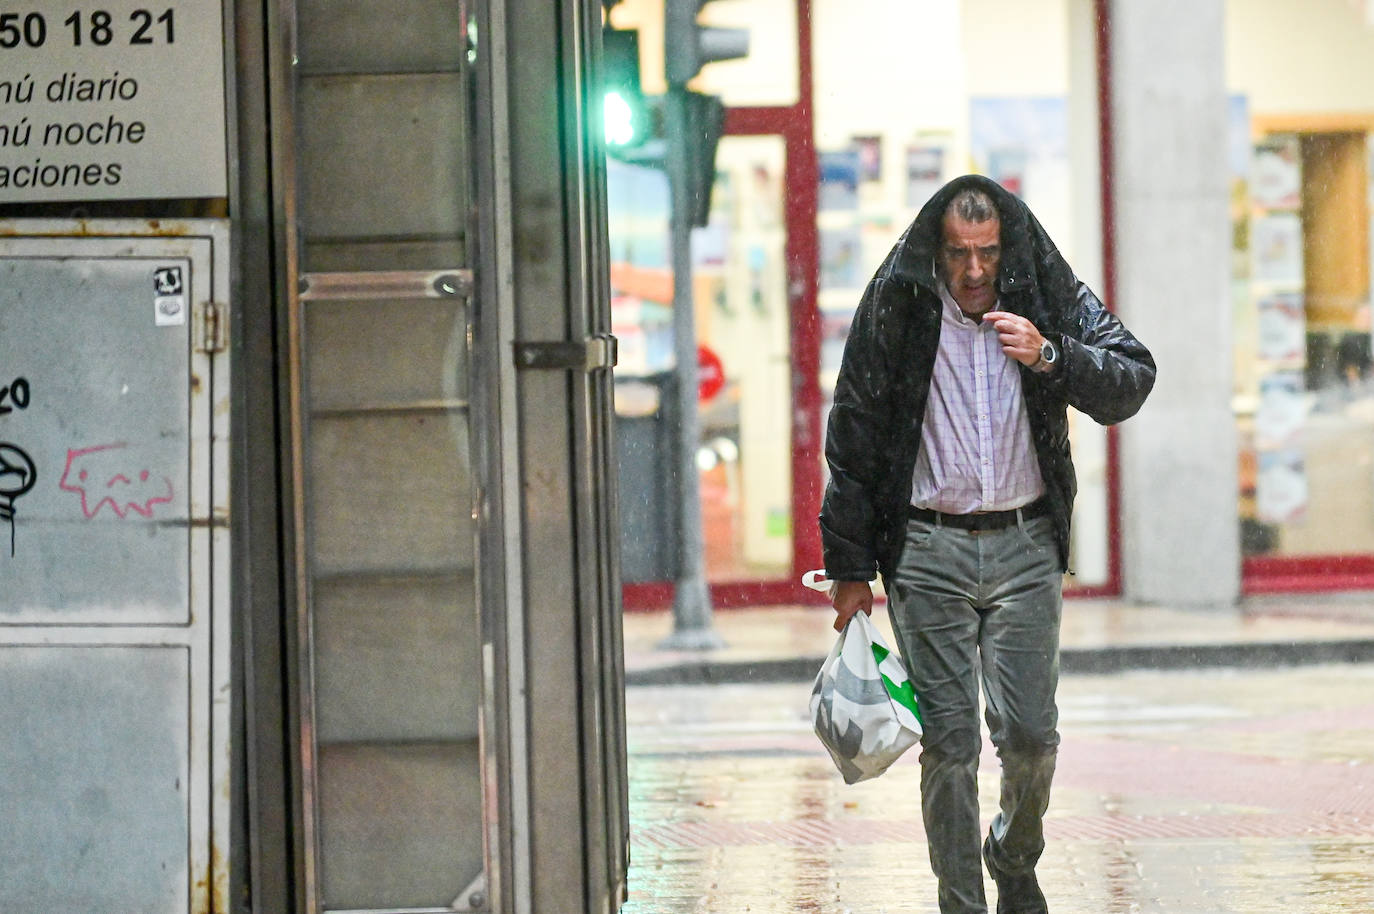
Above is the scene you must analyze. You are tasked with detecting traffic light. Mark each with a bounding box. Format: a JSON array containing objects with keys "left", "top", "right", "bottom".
[
  {"left": 664, "top": 0, "right": 751, "bottom": 88},
  {"left": 680, "top": 91, "right": 724, "bottom": 227},
  {"left": 601, "top": 26, "right": 650, "bottom": 151},
  {"left": 662, "top": 1, "right": 747, "bottom": 227}
]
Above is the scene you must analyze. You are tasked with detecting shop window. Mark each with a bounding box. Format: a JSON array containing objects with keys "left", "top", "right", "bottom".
[
  {"left": 1229, "top": 0, "right": 1374, "bottom": 576},
  {"left": 812, "top": 0, "right": 1112, "bottom": 589}
]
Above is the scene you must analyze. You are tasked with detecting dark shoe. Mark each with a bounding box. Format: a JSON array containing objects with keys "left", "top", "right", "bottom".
[{"left": 983, "top": 837, "right": 1047, "bottom": 914}]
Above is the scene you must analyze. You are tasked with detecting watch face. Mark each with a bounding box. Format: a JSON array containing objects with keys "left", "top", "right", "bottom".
[{"left": 1041, "top": 340, "right": 1057, "bottom": 363}]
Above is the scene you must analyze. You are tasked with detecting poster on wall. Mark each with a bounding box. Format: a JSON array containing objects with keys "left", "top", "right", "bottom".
[
  {"left": 1256, "top": 449, "right": 1308, "bottom": 524},
  {"left": 852, "top": 136, "right": 882, "bottom": 183},
  {"left": 986, "top": 147, "right": 1026, "bottom": 195},
  {"left": 818, "top": 150, "right": 859, "bottom": 211},
  {"left": 1255, "top": 371, "right": 1307, "bottom": 449},
  {"left": 906, "top": 145, "right": 944, "bottom": 208},
  {"left": 1251, "top": 213, "right": 1304, "bottom": 284},
  {"left": 969, "top": 97, "right": 1068, "bottom": 194},
  {"left": 969, "top": 97, "right": 1070, "bottom": 241},
  {"left": 819, "top": 225, "right": 863, "bottom": 290},
  {"left": 1256, "top": 292, "right": 1306, "bottom": 363},
  {"left": 1251, "top": 137, "right": 1302, "bottom": 210}
]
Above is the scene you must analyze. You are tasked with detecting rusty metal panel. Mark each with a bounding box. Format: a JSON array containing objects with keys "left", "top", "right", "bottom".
[
  {"left": 298, "top": 0, "right": 465, "bottom": 74},
  {"left": 0, "top": 222, "right": 231, "bottom": 914},
  {"left": 298, "top": 74, "right": 468, "bottom": 240},
  {"left": 313, "top": 574, "right": 478, "bottom": 743},
  {"left": 305, "top": 298, "right": 468, "bottom": 409},
  {"left": 317, "top": 740, "right": 484, "bottom": 910},
  {"left": 306, "top": 412, "right": 473, "bottom": 575},
  {"left": 304, "top": 239, "right": 467, "bottom": 274},
  {"left": 290, "top": 5, "right": 482, "bottom": 910},
  {"left": 0, "top": 254, "right": 191, "bottom": 622},
  {"left": 0, "top": 645, "right": 189, "bottom": 912}
]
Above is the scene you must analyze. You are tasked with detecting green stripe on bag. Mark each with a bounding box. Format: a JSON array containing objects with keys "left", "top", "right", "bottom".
[{"left": 871, "top": 643, "right": 922, "bottom": 723}]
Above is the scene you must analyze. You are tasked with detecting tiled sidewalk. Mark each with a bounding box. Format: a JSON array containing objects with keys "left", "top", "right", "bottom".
[
  {"left": 624, "top": 594, "right": 1374, "bottom": 684},
  {"left": 622, "top": 663, "right": 1374, "bottom": 914}
]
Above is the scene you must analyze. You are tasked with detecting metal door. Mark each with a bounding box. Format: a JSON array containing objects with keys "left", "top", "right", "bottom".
[{"left": 0, "top": 221, "right": 230, "bottom": 913}]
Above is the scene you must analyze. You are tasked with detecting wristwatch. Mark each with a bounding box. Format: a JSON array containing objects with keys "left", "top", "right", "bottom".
[{"left": 1033, "top": 338, "right": 1058, "bottom": 373}]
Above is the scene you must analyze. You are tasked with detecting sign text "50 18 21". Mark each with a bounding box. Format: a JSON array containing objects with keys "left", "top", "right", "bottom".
[{"left": 1, "top": 9, "right": 175, "bottom": 49}]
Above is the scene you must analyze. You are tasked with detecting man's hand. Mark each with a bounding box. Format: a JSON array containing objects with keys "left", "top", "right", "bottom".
[
  {"left": 983, "top": 311, "right": 1045, "bottom": 367},
  {"left": 831, "top": 579, "right": 874, "bottom": 632}
]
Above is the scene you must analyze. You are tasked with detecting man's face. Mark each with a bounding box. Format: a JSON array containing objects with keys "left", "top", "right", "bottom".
[{"left": 938, "top": 211, "right": 1001, "bottom": 317}]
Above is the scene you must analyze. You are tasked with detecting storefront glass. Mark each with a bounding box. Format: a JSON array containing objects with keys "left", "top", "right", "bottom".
[
  {"left": 608, "top": 0, "right": 803, "bottom": 597},
  {"left": 609, "top": 138, "right": 793, "bottom": 584},
  {"left": 609, "top": 0, "right": 1120, "bottom": 596},
  {"left": 810, "top": 0, "right": 1113, "bottom": 589},
  {"left": 1228, "top": 2, "right": 1374, "bottom": 577},
  {"left": 695, "top": 137, "right": 795, "bottom": 580}
]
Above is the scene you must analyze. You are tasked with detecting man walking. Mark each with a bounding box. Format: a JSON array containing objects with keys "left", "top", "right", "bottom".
[{"left": 819, "top": 174, "right": 1155, "bottom": 914}]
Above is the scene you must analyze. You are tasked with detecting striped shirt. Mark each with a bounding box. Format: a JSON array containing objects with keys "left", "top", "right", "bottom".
[{"left": 910, "top": 281, "right": 1045, "bottom": 514}]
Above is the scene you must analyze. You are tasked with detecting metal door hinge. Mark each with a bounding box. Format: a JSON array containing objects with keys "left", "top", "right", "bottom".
[
  {"left": 196, "top": 301, "right": 227, "bottom": 354},
  {"left": 513, "top": 334, "right": 618, "bottom": 372}
]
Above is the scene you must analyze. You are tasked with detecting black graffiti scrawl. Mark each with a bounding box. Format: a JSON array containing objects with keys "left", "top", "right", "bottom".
[
  {"left": 0, "top": 442, "right": 36, "bottom": 558},
  {"left": 0, "top": 375, "right": 35, "bottom": 556}
]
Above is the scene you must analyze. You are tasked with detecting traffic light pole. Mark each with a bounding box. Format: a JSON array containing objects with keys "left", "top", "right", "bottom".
[{"left": 658, "top": 85, "right": 724, "bottom": 650}]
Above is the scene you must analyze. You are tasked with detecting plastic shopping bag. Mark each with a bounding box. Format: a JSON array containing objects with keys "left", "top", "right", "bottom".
[{"left": 804, "top": 570, "right": 922, "bottom": 784}]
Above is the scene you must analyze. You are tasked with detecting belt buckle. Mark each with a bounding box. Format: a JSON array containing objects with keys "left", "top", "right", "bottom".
[{"left": 965, "top": 511, "right": 1007, "bottom": 534}]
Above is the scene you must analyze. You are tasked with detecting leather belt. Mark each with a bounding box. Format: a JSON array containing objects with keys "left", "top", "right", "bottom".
[{"left": 907, "top": 497, "right": 1048, "bottom": 533}]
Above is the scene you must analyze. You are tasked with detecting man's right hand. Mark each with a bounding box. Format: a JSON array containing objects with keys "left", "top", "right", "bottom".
[{"left": 830, "top": 579, "right": 874, "bottom": 632}]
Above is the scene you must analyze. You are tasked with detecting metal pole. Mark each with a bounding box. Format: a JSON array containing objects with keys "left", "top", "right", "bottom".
[{"left": 659, "top": 85, "right": 723, "bottom": 650}]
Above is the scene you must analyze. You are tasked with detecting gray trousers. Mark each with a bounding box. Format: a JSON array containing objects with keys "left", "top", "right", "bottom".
[{"left": 887, "top": 513, "right": 1062, "bottom": 914}]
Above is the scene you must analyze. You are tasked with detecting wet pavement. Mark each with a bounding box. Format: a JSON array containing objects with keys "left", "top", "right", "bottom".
[
  {"left": 621, "top": 596, "right": 1374, "bottom": 913},
  {"left": 623, "top": 594, "right": 1374, "bottom": 685}
]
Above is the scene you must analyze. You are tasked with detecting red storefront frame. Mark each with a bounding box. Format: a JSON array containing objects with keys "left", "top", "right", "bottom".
[
  {"left": 624, "top": 0, "right": 1133, "bottom": 609},
  {"left": 623, "top": 0, "right": 821, "bottom": 610},
  {"left": 1244, "top": 557, "right": 1374, "bottom": 594}
]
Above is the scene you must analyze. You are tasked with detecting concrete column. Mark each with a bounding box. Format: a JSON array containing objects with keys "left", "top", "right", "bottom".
[{"left": 1110, "top": 0, "right": 1240, "bottom": 605}]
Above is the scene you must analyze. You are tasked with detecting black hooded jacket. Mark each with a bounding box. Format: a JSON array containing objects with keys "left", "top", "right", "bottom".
[{"left": 819, "top": 174, "right": 1156, "bottom": 584}]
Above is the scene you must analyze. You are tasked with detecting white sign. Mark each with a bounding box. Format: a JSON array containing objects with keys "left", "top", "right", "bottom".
[
  {"left": 0, "top": 1, "right": 226, "bottom": 202},
  {"left": 1256, "top": 292, "right": 1305, "bottom": 363},
  {"left": 1255, "top": 371, "right": 1307, "bottom": 450},
  {"left": 1257, "top": 449, "right": 1307, "bottom": 525}
]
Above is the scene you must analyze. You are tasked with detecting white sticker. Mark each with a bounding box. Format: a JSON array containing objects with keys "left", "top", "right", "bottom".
[
  {"left": 155, "top": 295, "right": 187, "bottom": 326},
  {"left": 153, "top": 266, "right": 186, "bottom": 326}
]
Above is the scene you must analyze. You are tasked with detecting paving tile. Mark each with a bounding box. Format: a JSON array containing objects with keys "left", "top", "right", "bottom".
[{"left": 624, "top": 666, "right": 1374, "bottom": 914}]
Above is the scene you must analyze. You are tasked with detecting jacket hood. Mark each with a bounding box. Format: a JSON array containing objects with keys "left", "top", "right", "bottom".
[{"left": 894, "top": 174, "right": 1046, "bottom": 297}]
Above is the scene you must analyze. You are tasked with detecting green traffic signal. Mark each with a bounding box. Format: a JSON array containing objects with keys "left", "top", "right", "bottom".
[
  {"left": 602, "top": 27, "right": 648, "bottom": 151},
  {"left": 604, "top": 89, "right": 639, "bottom": 147}
]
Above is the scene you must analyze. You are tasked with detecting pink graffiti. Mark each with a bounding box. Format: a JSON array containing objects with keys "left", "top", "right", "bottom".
[{"left": 58, "top": 443, "right": 175, "bottom": 520}]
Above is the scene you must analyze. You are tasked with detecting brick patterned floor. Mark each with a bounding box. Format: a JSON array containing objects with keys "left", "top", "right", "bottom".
[{"left": 623, "top": 665, "right": 1374, "bottom": 913}]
